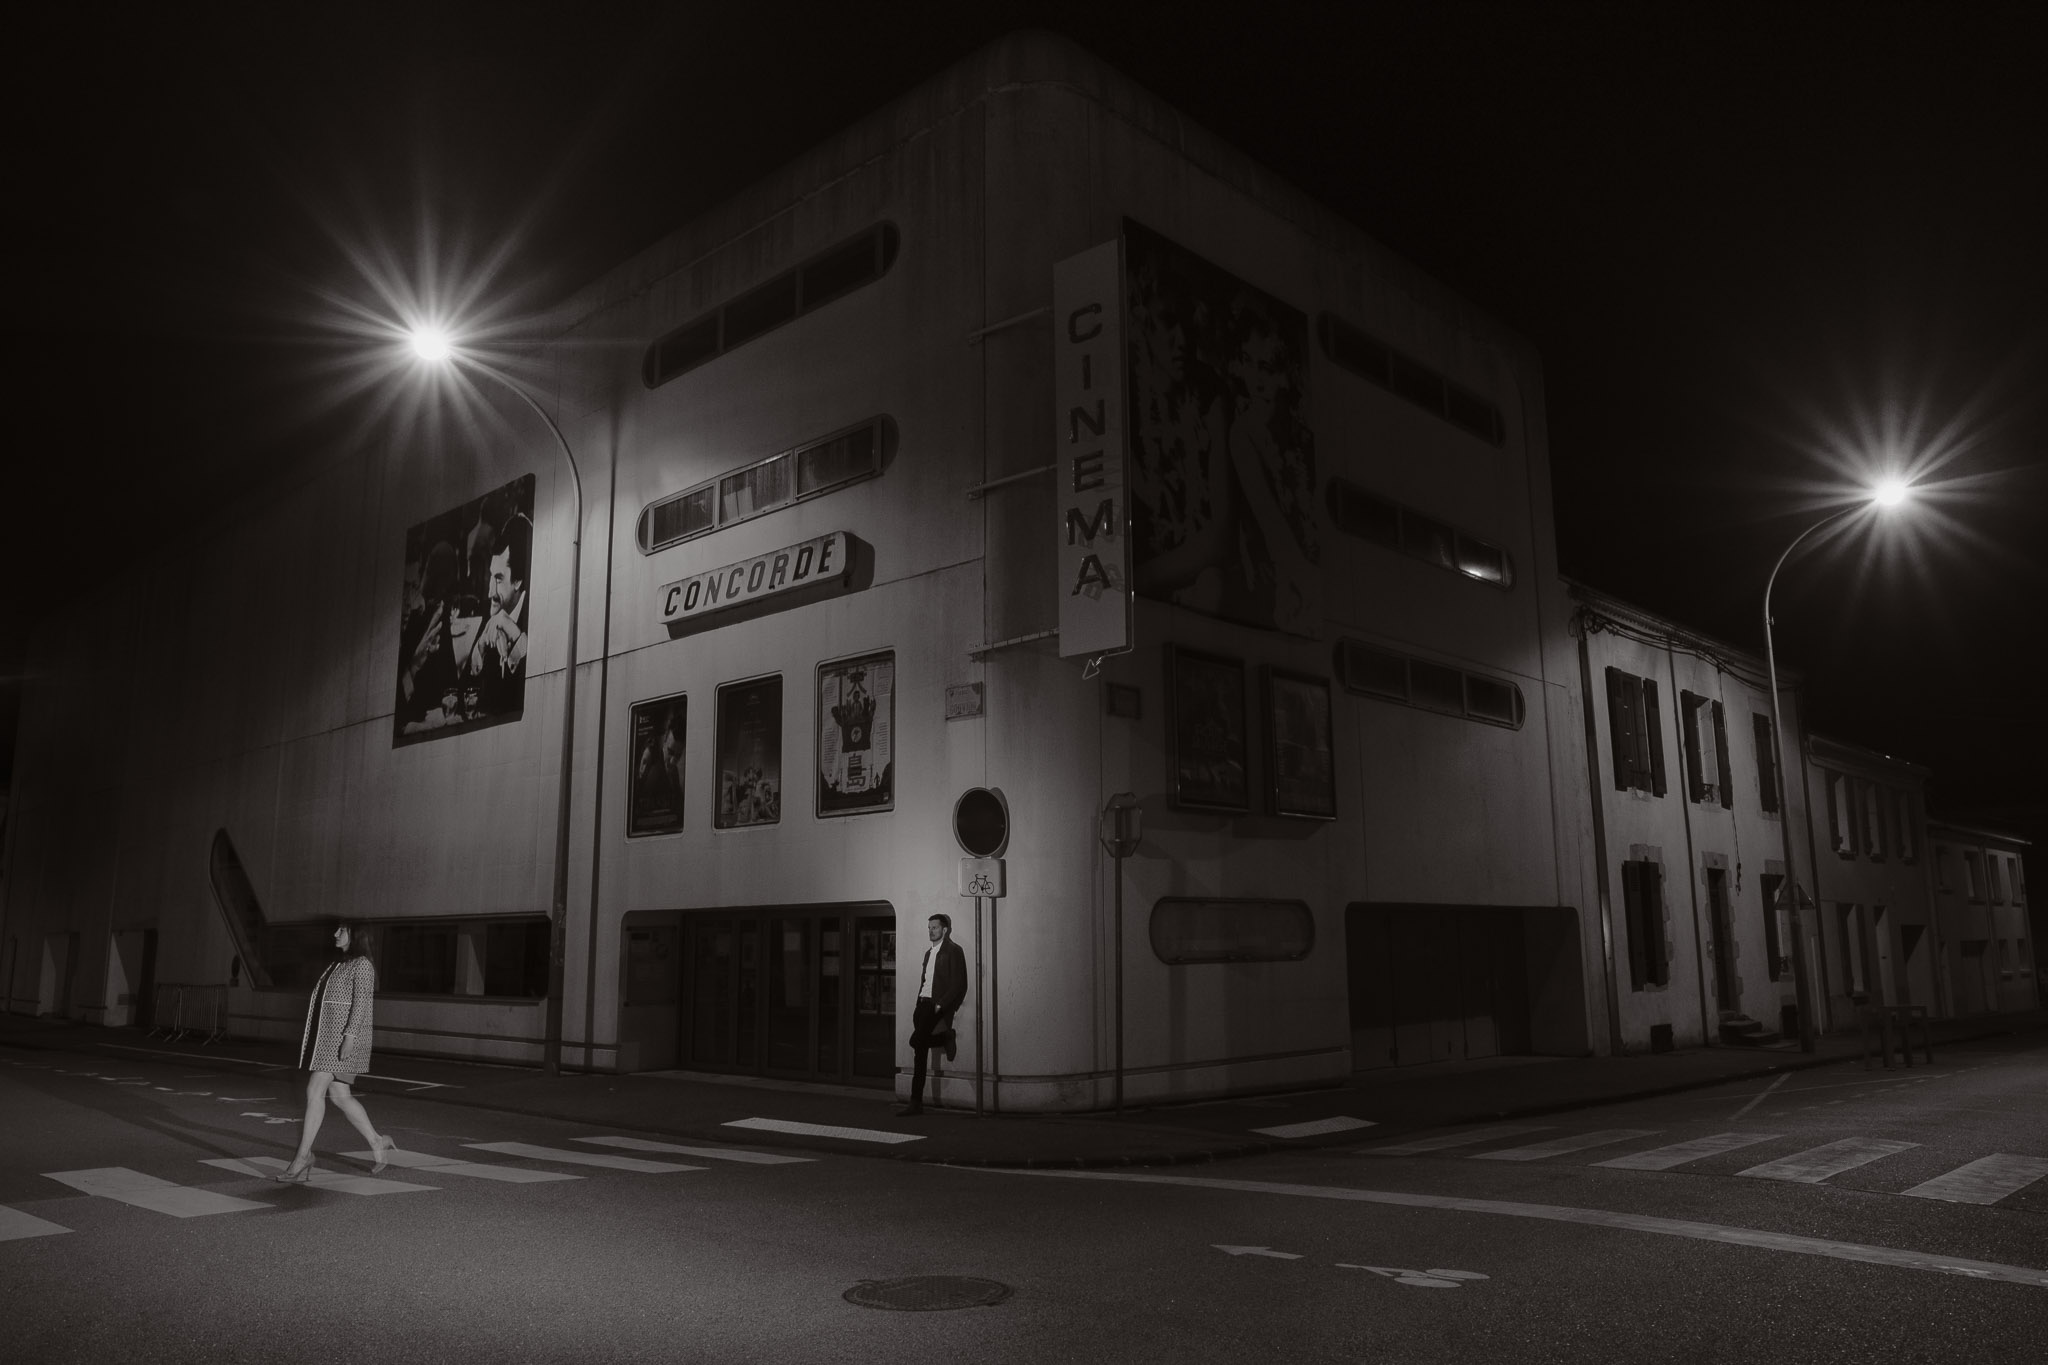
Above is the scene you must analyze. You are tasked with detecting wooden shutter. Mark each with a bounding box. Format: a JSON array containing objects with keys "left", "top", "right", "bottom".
[
  {"left": 1643, "top": 680, "right": 1667, "bottom": 797},
  {"left": 1646, "top": 861, "right": 1669, "bottom": 984},
  {"left": 1605, "top": 668, "right": 1638, "bottom": 791},
  {"left": 1753, "top": 713, "right": 1779, "bottom": 813},
  {"left": 1621, "top": 860, "right": 1648, "bottom": 989},
  {"left": 1681, "top": 692, "right": 1705, "bottom": 802},
  {"left": 1712, "top": 702, "right": 1733, "bottom": 809}
]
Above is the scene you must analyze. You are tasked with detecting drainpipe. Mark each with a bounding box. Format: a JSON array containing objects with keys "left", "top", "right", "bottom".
[
  {"left": 1572, "top": 611, "right": 1624, "bottom": 1055},
  {"left": 1663, "top": 640, "right": 1711, "bottom": 1044}
]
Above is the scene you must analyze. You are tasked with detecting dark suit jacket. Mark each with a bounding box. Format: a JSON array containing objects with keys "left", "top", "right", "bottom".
[{"left": 925, "top": 939, "right": 967, "bottom": 1019}]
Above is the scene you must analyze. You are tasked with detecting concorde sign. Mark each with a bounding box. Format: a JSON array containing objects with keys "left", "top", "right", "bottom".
[
  {"left": 657, "top": 530, "right": 855, "bottom": 630},
  {"left": 1052, "top": 240, "right": 1133, "bottom": 659}
]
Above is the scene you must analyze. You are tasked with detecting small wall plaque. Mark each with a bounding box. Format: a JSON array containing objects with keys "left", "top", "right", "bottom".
[{"left": 944, "top": 682, "right": 985, "bottom": 720}]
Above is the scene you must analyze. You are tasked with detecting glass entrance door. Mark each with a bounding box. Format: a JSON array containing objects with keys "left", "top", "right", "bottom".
[{"left": 681, "top": 904, "right": 894, "bottom": 1087}]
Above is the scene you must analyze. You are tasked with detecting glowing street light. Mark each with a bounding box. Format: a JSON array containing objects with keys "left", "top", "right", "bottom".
[
  {"left": 407, "top": 323, "right": 583, "bottom": 1076},
  {"left": 1761, "top": 479, "right": 1912, "bottom": 1053}
]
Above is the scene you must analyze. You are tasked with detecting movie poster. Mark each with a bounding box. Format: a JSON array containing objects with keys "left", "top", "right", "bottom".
[
  {"left": 817, "top": 652, "right": 894, "bottom": 817},
  {"left": 1124, "top": 220, "right": 1320, "bottom": 637},
  {"left": 1168, "top": 647, "right": 1250, "bottom": 813},
  {"left": 393, "top": 473, "right": 536, "bottom": 744},
  {"left": 628, "top": 693, "right": 687, "bottom": 837},
  {"left": 716, "top": 675, "right": 782, "bottom": 828}
]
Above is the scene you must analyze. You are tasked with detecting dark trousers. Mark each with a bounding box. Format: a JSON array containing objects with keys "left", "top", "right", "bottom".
[{"left": 909, "top": 997, "right": 941, "bottom": 1106}]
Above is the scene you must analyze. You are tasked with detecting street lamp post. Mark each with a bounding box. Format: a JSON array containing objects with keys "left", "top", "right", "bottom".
[
  {"left": 1760, "top": 478, "right": 1908, "bottom": 1055},
  {"left": 411, "top": 328, "right": 582, "bottom": 1076}
]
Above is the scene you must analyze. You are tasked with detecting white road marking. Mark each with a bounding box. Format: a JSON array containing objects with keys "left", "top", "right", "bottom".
[
  {"left": 1738, "top": 1137, "right": 1918, "bottom": 1183},
  {"left": 0, "top": 1206, "right": 72, "bottom": 1241},
  {"left": 200, "top": 1158, "right": 437, "bottom": 1195},
  {"left": 464, "top": 1141, "right": 702, "bottom": 1173},
  {"left": 989, "top": 1169, "right": 2048, "bottom": 1288},
  {"left": 1253, "top": 1116, "right": 1378, "bottom": 1140},
  {"left": 1471, "top": 1129, "right": 1662, "bottom": 1162},
  {"left": 45, "top": 1167, "right": 269, "bottom": 1217},
  {"left": 1339, "top": 1264, "right": 1489, "bottom": 1289},
  {"left": 1356, "top": 1123, "right": 1555, "bottom": 1156},
  {"left": 575, "top": 1136, "right": 814, "bottom": 1165},
  {"left": 1901, "top": 1154, "right": 2048, "bottom": 1206},
  {"left": 1594, "top": 1132, "right": 1782, "bottom": 1171},
  {"left": 1214, "top": 1244, "right": 1302, "bottom": 1259},
  {"left": 1729, "top": 1073, "right": 1790, "bottom": 1120},
  {"left": 723, "top": 1118, "right": 924, "bottom": 1145},
  {"left": 344, "top": 1149, "right": 580, "bottom": 1184}
]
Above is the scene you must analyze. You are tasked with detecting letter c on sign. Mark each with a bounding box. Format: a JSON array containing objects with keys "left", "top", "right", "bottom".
[
  {"left": 663, "top": 585, "right": 682, "bottom": 618},
  {"left": 1068, "top": 303, "right": 1102, "bottom": 343}
]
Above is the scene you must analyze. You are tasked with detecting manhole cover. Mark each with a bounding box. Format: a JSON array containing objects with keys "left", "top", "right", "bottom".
[{"left": 843, "top": 1276, "right": 1013, "bottom": 1311}]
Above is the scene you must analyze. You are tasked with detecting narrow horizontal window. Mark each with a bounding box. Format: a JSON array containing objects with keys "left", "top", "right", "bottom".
[
  {"left": 1318, "top": 312, "right": 1505, "bottom": 447},
  {"left": 644, "top": 223, "right": 901, "bottom": 388},
  {"left": 638, "top": 417, "right": 890, "bottom": 554},
  {"left": 1150, "top": 898, "right": 1315, "bottom": 965},
  {"left": 1336, "top": 638, "right": 1525, "bottom": 730},
  {"left": 1325, "top": 479, "right": 1515, "bottom": 589}
]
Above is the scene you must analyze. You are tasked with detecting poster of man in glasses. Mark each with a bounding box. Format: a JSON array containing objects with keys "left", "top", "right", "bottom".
[{"left": 394, "top": 473, "right": 536, "bottom": 744}]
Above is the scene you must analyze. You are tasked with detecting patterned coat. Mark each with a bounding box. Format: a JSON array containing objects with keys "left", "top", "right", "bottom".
[{"left": 299, "top": 956, "right": 376, "bottom": 1079}]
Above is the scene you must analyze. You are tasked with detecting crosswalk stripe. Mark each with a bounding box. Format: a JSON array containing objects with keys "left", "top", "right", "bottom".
[
  {"left": 575, "top": 1136, "right": 814, "bottom": 1165},
  {"left": 724, "top": 1117, "right": 924, "bottom": 1145},
  {"left": 1738, "top": 1137, "right": 1918, "bottom": 1183},
  {"left": 463, "top": 1142, "right": 702, "bottom": 1173},
  {"left": 0, "top": 1205, "right": 72, "bottom": 1241},
  {"left": 1471, "top": 1129, "right": 1662, "bottom": 1162},
  {"left": 343, "top": 1149, "right": 580, "bottom": 1184},
  {"left": 1900, "top": 1154, "right": 2048, "bottom": 1206},
  {"left": 200, "top": 1158, "right": 438, "bottom": 1195},
  {"left": 1253, "top": 1116, "right": 1378, "bottom": 1140},
  {"left": 45, "top": 1167, "right": 269, "bottom": 1216},
  {"left": 1593, "top": 1132, "right": 1782, "bottom": 1171},
  {"left": 1357, "top": 1123, "right": 1555, "bottom": 1156}
]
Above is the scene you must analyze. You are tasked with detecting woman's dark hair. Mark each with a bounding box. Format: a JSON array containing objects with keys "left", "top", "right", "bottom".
[{"left": 338, "top": 920, "right": 377, "bottom": 961}]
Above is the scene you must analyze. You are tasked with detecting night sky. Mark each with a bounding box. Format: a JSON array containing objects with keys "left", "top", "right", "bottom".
[{"left": 12, "top": 2, "right": 2045, "bottom": 850}]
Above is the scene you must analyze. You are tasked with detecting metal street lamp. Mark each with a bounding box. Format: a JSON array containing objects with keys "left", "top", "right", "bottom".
[
  {"left": 410, "top": 326, "right": 581, "bottom": 1076},
  {"left": 1761, "top": 478, "right": 1911, "bottom": 1053}
]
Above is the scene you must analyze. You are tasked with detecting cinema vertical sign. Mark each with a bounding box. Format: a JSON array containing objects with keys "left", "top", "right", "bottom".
[{"left": 1053, "top": 240, "right": 1133, "bottom": 660}]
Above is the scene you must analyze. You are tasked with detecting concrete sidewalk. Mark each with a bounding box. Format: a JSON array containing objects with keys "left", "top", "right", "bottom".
[{"left": 3, "top": 1011, "right": 2039, "bottom": 1168}]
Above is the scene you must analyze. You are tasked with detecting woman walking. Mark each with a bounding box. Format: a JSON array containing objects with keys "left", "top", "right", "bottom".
[{"left": 279, "top": 921, "right": 396, "bottom": 1181}]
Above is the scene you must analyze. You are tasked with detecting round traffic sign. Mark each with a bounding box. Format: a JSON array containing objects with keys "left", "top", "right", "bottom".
[{"left": 953, "top": 787, "right": 1009, "bottom": 858}]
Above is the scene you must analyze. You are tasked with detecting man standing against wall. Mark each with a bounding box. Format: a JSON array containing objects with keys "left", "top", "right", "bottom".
[{"left": 899, "top": 913, "right": 966, "bottom": 1116}]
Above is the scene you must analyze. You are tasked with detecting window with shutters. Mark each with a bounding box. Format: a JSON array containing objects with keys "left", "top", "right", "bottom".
[
  {"left": 1753, "top": 712, "right": 1781, "bottom": 815},
  {"left": 1895, "top": 791, "right": 1918, "bottom": 863},
  {"left": 1862, "top": 784, "right": 1887, "bottom": 861},
  {"left": 1620, "top": 858, "right": 1670, "bottom": 989},
  {"left": 1964, "top": 851, "right": 1985, "bottom": 901},
  {"left": 1680, "top": 692, "right": 1733, "bottom": 808},
  {"left": 1989, "top": 856, "right": 2006, "bottom": 904},
  {"left": 1604, "top": 668, "right": 1666, "bottom": 796},
  {"left": 1825, "top": 771, "right": 1856, "bottom": 857}
]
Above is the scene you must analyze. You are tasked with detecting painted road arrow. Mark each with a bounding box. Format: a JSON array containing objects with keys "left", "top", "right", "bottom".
[{"left": 1213, "top": 1245, "right": 1303, "bottom": 1259}]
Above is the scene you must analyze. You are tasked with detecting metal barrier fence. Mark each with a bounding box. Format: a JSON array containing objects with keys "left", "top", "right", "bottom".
[
  {"left": 1860, "top": 1002, "right": 1932, "bottom": 1069},
  {"left": 145, "top": 984, "right": 229, "bottom": 1044}
]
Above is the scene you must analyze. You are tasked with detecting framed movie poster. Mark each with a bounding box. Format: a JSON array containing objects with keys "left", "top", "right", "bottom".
[
  {"left": 715, "top": 675, "right": 782, "bottom": 828},
  {"left": 394, "top": 473, "right": 536, "bottom": 745},
  {"left": 1168, "top": 646, "right": 1250, "bottom": 813},
  {"left": 1265, "top": 668, "right": 1336, "bottom": 819},
  {"left": 627, "top": 693, "right": 687, "bottom": 837},
  {"left": 817, "top": 651, "right": 895, "bottom": 817}
]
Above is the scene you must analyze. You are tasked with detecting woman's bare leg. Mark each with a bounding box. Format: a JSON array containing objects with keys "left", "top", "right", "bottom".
[
  {"left": 326, "top": 1081, "right": 387, "bottom": 1155},
  {"left": 284, "top": 1071, "right": 332, "bottom": 1174}
]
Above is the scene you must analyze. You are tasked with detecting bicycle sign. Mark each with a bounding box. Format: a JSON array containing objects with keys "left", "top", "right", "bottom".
[{"left": 958, "top": 857, "right": 1006, "bottom": 899}]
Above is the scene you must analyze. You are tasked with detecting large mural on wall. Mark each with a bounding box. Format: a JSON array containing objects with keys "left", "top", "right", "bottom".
[
  {"left": 394, "top": 474, "right": 536, "bottom": 744},
  {"left": 1124, "top": 220, "right": 1320, "bottom": 636}
]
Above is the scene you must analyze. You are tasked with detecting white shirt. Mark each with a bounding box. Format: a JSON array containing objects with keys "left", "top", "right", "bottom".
[{"left": 918, "top": 943, "right": 938, "bottom": 1000}]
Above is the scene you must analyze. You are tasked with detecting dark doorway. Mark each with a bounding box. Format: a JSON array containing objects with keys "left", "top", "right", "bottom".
[
  {"left": 1706, "top": 867, "right": 1737, "bottom": 1012},
  {"left": 135, "top": 930, "right": 160, "bottom": 1029},
  {"left": 681, "top": 904, "right": 895, "bottom": 1086},
  {"left": 1346, "top": 904, "right": 1531, "bottom": 1068}
]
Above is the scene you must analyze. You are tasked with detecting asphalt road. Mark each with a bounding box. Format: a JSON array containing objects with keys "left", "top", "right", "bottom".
[{"left": 4, "top": 1036, "right": 2044, "bottom": 1363}]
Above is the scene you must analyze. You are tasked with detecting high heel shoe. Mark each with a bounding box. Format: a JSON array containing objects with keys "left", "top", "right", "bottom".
[
  {"left": 274, "top": 1163, "right": 313, "bottom": 1184},
  {"left": 370, "top": 1136, "right": 395, "bottom": 1175}
]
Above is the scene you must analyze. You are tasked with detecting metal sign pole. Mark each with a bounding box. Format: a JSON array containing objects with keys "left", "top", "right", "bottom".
[
  {"left": 1113, "top": 848, "right": 1125, "bottom": 1114},
  {"left": 974, "top": 894, "right": 985, "bottom": 1117},
  {"left": 989, "top": 895, "right": 999, "bottom": 1115}
]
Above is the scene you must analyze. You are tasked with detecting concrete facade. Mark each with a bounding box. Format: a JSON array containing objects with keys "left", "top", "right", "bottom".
[
  {"left": 1928, "top": 821, "right": 2037, "bottom": 1016},
  {"left": 1803, "top": 735, "right": 1937, "bottom": 1023}
]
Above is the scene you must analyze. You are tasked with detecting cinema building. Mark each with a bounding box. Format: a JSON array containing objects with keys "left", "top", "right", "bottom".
[{"left": 3, "top": 33, "right": 1608, "bottom": 1107}]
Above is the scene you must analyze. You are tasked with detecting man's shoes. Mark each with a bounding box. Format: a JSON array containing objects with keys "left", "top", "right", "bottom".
[{"left": 894, "top": 1104, "right": 923, "bottom": 1117}]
